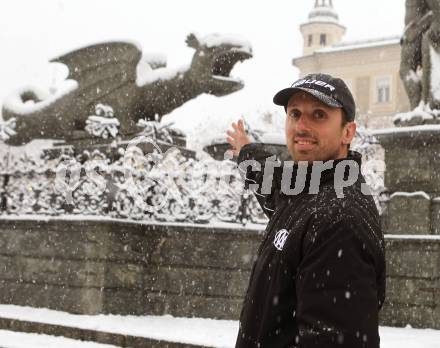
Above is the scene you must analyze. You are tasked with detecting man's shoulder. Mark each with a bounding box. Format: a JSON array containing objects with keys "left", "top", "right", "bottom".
[
  {"left": 306, "top": 193, "right": 350, "bottom": 230},
  {"left": 306, "top": 177, "right": 379, "bottom": 223},
  {"left": 302, "top": 185, "right": 383, "bottom": 252},
  {"left": 317, "top": 174, "right": 379, "bottom": 218}
]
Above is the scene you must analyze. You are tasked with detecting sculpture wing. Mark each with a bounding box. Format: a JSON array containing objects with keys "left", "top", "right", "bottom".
[{"left": 50, "top": 42, "right": 144, "bottom": 89}]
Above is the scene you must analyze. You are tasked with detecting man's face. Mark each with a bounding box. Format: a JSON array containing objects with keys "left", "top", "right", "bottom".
[{"left": 285, "top": 91, "right": 356, "bottom": 162}]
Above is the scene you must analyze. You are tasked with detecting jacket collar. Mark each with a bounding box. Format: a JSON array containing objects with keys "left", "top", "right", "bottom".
[{"left": 273, "top": 150, "right": 363, "bottom": 196}]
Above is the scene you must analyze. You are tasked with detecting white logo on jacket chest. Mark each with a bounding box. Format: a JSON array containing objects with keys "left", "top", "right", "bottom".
[{"left": 273, "top": 229, "right": 290, "bottom": 251}]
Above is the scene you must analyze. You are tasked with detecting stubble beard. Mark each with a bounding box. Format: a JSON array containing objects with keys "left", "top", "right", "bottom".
[{"left": 289, "top": 142, "right": 343, "bottom": 163}]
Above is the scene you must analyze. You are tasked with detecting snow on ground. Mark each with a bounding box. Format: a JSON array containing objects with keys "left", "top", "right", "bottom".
[
  {"left": 0, "top": 304, "right": 237, "bottom": 348},
  {"left": 0, "top": 305, "right": 439, "bottom": 348},
  {"left": 380, "top": 326, "right": 440, "bottom": 348},
  {"left": 0, "top": 329, "right": 118, "bottom": 348}
]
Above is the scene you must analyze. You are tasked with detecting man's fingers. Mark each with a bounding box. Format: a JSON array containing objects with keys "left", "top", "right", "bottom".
[
  {"left": 231, "top": 123, "right": 246, "bottom": 138},
  {"left": 226, "top": 136, "right": 236, "bottom": 146},
  {"left": 238, "top": 119, "right": 246, "bottom": 132},
  {"left": 226, "top": 130, "right": 240, "bottom": 142}
]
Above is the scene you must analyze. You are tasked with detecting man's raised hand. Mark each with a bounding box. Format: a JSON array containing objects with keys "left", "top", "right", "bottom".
[{"left": 226, "top": 119, "right": 251, "bottom": 157}]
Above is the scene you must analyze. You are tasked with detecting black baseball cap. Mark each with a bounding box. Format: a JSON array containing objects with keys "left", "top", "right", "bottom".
[{"left": 273, "top": 73, "right": 356, "bottom": 121}]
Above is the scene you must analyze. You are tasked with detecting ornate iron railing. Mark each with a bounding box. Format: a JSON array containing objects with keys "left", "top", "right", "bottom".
[
  {"left": 0, "top": 127, "right": 385, "bottom": 224},
  {"left": 0, "top": 147, "right": 268, "bottom": 225}
]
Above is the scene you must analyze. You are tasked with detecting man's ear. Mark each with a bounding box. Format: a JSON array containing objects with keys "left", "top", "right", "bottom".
[{"left": 342, "top": 122, "right": 357, "bottom": 145}]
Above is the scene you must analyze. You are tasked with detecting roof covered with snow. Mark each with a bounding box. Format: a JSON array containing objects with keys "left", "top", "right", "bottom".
[{"left": 316, "top": 35, "right": 401, "bottom": 54}]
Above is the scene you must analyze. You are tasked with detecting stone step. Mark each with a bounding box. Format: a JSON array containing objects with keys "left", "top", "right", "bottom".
[
  {"left": 0, "top": 305, "right": 237, "bottom": 348},
  {"left": 0, "top": 317, "right": 205, "bottom": 348},
  {"left": 0, "top": 328, "right": 119, "bottom": 348}
]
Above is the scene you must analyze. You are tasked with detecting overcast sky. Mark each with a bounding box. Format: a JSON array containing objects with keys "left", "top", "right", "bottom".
[{"left": 0, "top": 0, "right": 406, "bottom": 143}]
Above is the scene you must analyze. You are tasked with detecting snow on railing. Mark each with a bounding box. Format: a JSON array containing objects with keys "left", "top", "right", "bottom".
[
  {"left": 352, "top": 126, "right": 387, "bottom": 214},
  {"left": 0, "top": 126, "right": 384, "bottom": 223},
  {"left": 0, "top": 146, "right": 267, "bottom": 225}
]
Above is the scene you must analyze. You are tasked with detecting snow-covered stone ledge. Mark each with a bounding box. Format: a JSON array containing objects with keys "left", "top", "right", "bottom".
[
  {"left": 0, "top": 216, "right": 438, "bottom": 330},
  {"left": 0, "top": 304, "right": 439, "bottom": 348}
]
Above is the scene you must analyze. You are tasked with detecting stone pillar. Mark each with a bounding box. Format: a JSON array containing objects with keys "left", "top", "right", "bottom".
[{"left": 374, "top": 126, "right": 440, "bottom": 235}]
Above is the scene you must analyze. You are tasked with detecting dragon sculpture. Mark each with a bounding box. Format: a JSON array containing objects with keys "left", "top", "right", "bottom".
[{"left": 2, "top": 33, "right": 252, "bottom": 145}]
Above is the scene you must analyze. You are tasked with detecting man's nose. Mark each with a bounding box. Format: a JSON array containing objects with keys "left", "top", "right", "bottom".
[{"left": 295, "top": 114, "right": 311, "bottom": 132}]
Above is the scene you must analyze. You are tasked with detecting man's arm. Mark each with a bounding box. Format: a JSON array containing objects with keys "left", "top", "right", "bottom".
[
  {"left": 237, "top": 142, "right": 281, "bottom": 219},
  {"left": 226, "top": 119, "right": 281, "bottom": 219},
  {"left": 295, "top": 215, "right": 384, "bottom": 348}
]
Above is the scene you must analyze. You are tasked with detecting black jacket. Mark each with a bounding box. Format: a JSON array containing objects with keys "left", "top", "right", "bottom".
[{"left": 235, "top": 143, "right": 386, "bottom": 348}]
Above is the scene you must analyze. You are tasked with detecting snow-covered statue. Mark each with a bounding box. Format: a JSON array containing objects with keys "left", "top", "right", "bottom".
[
  {"left": 1, "top": 33, "right": 252, "bottom": 145},
  {"left": 374, "top": 1, "right": 440, "bottom": 237},
  {"left": 397, "top": 0, "right": 440, "bottom": 125}
]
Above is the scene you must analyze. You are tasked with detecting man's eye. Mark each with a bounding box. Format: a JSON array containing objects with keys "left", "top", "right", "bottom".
[
  {"left": 289, "top": 110, "right": 301, "bottom": 118},
  {"left": 313, "top": 110, "right": 326, "bottom": 119}
]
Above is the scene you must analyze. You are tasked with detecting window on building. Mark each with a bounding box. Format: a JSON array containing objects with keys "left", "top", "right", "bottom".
[
  {"left": 308, "top": 34, "right": 313, "bottom": 47},
  {"left": 376, "top": 77, "right": 391, "bottom": 103},
  {"left": 320, "top": 34, "right": 327, "bottom": 46}
]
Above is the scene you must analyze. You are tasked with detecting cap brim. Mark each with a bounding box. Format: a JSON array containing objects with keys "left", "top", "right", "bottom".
[{"left": 273, "top": 87, "right": 342, "bottom": 109}]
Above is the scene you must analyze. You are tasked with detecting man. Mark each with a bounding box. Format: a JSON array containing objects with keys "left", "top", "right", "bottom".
[{"left": 226, "top": 73, "right": 386, "bottom": 348}]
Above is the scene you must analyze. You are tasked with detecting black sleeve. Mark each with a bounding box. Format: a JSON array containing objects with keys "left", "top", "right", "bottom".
[
  {"left": 295, "top": 217, "right": 382, "bottom": 348},
  {"left": 237, "top": 143, "right": 281, "bottom": 219}
]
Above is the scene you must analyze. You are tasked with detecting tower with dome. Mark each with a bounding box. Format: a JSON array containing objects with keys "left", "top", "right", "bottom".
[
  {"left": 293, "top": 0, "right": 410, "bottom": 128},
  {"left": 300, "top": 0, "right": 346, "bottom": 56}
]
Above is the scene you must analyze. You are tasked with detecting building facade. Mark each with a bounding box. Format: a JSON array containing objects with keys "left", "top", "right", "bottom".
[{"left": 293, "top": 0, "right": 410, "bottom": 128}]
